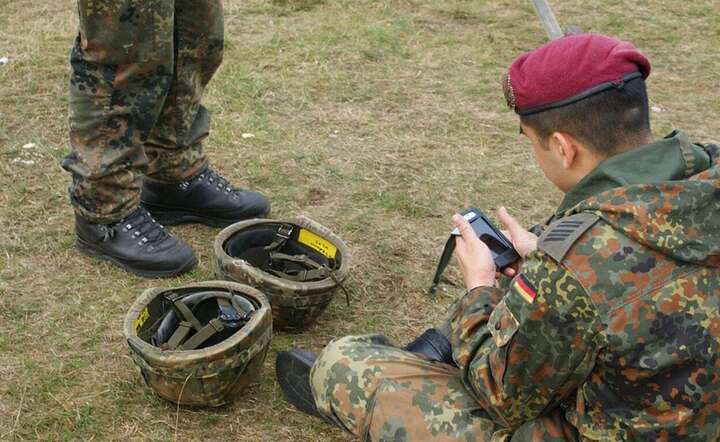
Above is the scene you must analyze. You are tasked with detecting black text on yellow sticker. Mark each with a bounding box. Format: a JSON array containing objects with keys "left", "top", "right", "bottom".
[
  {"left": 134, "top": 307, "right": 150, "bottom": 332},
  {"left": 298, "top": 228, "right": 337, "bottom": 259}
]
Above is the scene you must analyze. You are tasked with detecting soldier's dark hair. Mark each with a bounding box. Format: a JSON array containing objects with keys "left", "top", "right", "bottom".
[{"left": 520, "top": 77, "right": 651, "bottom": 156}]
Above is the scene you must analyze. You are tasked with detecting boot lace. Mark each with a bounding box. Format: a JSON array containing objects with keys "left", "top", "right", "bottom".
[
  {"left": 184, "top": 168, "right": 245, "bottom": 199},
  {"left": 114, "top": 208, "right": 170, "bottom": 250}
]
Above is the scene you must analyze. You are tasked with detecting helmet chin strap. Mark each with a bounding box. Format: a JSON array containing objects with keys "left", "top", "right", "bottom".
[
  {"left": 155, "top": 290, "right": 256, "bottom": 351},
  {"left": 265, "top": 252, "right": 350, "bottom": 306},
  {"left": 261, "top": 224, "right": 340, "bottom": 283},
  {"left": 266, "top": 252, "right": 332, "bottom": 281}
]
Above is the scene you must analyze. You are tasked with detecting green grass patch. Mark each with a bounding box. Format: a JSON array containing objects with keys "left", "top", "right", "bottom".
[{"left": 1, "top": 0, "right": 718, "bottom": 440}]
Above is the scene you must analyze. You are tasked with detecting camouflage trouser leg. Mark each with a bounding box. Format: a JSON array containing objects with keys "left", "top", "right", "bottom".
[
  {"left": 62, "top": 0, "right": 222, "bottom": 223},
  {"left": 144, "top": 0, "right": 223, "bottom": 183},
  {"left": 309, "top": 334, "right": 501, "bottom": 442}
]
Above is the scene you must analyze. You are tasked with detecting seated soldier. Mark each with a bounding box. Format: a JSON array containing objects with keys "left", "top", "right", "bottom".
[{"left": 276, "top": 34, "right": 720, "bottom": 441}]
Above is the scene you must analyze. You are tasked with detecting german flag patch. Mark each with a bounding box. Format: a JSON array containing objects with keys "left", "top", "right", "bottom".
[{"left": 513, "top": 274, "right": 537, "bottom": 303}]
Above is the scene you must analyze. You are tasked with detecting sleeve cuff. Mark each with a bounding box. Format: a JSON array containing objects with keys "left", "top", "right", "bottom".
[{"left": 447, "top": 286, "right": 505, "bottom": 367}]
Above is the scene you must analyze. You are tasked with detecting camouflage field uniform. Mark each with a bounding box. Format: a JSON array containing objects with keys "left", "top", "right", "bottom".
[
  {"left": 62, "top": 0, "right": 224, "bottom": 223},
  {"left": 311, "top": 131, "right": 720, "bottom": 441}
]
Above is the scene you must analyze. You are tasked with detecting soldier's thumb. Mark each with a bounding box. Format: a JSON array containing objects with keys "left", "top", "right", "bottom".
[
  {"left": 498, "top": 207, "right": 522, "bottom": 238},
  {"left": 452, "top": 214, "right": 476, "bottom": 242}
]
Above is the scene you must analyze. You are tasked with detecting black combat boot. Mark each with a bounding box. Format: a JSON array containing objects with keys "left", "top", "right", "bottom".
[
  {"left": 276, "top": 350, "right": 321, "bottom": 418},
  {"left": 404, "top": 328, "right": 455, "bottom": 365},
  {"left": 141, "top": 167, "right": 271, "bottom": 228},
  {"left": 75, "top": 207, "right": 197, "bottom": 278}
]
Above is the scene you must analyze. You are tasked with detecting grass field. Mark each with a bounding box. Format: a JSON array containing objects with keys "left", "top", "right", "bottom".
[{"left": 1, "top": 0, "right": 718, "bottom": 440}]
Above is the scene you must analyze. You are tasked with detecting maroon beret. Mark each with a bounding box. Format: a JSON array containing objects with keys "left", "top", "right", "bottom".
[{"left": 504, "top": 33, "right": 651, "bottom": 116}]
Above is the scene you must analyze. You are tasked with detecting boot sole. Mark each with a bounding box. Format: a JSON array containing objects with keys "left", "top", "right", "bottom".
[
  {"left": 275, "top": 351, "right": 321, "bottom": 418},
  {"left": 76, "top": 238, "right": 197, "bottom": 278},
  {"left": 142, "top": 204, "right": 269, "bottom": 228}
]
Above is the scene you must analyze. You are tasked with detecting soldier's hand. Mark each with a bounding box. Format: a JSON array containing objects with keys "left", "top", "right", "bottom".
[
  {"left": 497, "top": 207, "right": 538, "bottom": 278},
  {"left": 498, "top": 206, "right": 538, "bottom": 258},
  {"left": 452, "top": 214, "right": 497, "bottom": 290}
]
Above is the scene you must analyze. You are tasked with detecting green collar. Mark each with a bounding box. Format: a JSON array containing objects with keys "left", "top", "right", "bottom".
[{"left": 556, "top": 131, "right": 711, "bottom": 215}]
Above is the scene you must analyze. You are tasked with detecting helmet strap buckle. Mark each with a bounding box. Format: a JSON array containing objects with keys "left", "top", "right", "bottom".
[{"left": 276, "top": 224, "right": 294, "bottom": 240}]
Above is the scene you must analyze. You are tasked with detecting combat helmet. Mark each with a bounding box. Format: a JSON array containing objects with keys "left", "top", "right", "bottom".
[
  {"left": 214, "top": 216, "right": 351, "bottom": 329},
  {"left": 123, "top": 281, "right": 272, "bottom": 407}
]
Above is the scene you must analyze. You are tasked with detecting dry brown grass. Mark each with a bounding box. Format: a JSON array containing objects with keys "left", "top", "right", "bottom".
[{"left": 1, "top": 0, "right": 718, "bottom": 440}]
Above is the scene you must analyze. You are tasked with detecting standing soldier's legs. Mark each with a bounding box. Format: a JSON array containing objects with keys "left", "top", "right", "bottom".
[
  {"left": 62, "top": 1, "right": 197, "bottom": 278},
  {"left": 140, "top": 0, "right": 270, "bottom": 226},
  {"left": 143, "top": 0, "right": 223, "bottom": 181},
  {"left": 310, "top": 335, "right": 499, "bottom": 441},
  {"left": 63, "top": 0, "right": 175, "bottom": 223}
]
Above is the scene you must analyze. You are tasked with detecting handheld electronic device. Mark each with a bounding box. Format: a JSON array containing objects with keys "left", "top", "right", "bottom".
[{"left": 429, "top": 208, "right": 520, "bottom": 294}]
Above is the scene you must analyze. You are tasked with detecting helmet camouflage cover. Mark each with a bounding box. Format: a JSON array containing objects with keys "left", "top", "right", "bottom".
[
  {"left": 214, "top": 216, "right": 351, "bottom": 329},
  {"left": 124, "top": 281, "right": 272, "bottom": 407}
]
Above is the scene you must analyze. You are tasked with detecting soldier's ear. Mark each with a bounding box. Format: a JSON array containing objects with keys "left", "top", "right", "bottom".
[{"left": 548, "top": 131, "right": 578, "bottom": 170}]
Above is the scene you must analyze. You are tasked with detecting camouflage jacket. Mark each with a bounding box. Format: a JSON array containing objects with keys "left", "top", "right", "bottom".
[{"left": 448, "top": 131, "right": 720, "bottom": 441}]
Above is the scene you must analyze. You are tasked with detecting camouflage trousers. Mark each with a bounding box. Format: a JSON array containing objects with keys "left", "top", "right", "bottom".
[
  {"left": 309, "top": 334, "right": 502, "bottom": 441},
  {"left": 62, "top": 0, "right": 224, "bottom": 223},
  {"left": 310, "top": 313, "right": 582, "bottom": 440}
]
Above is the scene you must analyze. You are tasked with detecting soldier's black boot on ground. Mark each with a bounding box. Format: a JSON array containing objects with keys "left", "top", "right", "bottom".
[
  {"left": 141, "top": 167, "right": 271, "bottom": 228},
  {"left": 276, "top": 350, "right": 321, "bottom": 418},
  {"left": 404, "top": 328, "right": 455, "bottom": 365},
  {"left": 75, "top": 207, "right": 197, "bottom": 278}
]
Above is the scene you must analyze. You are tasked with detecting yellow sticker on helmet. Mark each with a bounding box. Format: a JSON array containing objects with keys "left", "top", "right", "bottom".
[
  {"left": 134, "top": 307, "right": 150, "bottom": 332},
  {"left": 298, "top": 228, "right": 337, "bottom": 259}
]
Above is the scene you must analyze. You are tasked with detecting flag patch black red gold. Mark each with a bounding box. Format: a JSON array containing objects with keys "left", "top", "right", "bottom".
[{"left": 513, "top": 274, "right": 537, "bottom": 303}]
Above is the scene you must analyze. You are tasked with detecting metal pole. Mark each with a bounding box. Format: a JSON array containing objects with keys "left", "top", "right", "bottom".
[{"left": 530, "top": 0, "right": 564, "bottom": 40}]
